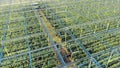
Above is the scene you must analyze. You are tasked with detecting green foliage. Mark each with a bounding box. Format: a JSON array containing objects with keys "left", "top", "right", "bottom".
[{"left": 0, "top": 0, "right": 120, "bottom": 68}]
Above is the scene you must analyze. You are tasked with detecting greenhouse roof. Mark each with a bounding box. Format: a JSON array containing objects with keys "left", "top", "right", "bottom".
[{"left": 0, "top": 0, "right": 120, "bottom": 68}]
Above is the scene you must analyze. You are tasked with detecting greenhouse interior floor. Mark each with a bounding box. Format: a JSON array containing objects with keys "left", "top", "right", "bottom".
[{"left": 0, "top": 0, "right": 120, "bottom": 68}]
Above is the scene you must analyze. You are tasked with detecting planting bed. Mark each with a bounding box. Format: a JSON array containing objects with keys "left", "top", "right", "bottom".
[{"left": 0, "top": 0, "right": 120, "bottom": 68}]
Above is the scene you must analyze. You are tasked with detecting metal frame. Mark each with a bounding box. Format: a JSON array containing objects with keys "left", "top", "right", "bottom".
[{"left": 0, "top": 0, "right": 120, "bottom": 68}]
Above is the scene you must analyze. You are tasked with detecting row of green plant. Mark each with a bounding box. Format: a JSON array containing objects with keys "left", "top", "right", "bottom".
[
  {"left": 40, "top": 0, "right": 120, "bottom": 67},
  {"left": 0, "top": 5, "right": 59, "bottom": 68}
]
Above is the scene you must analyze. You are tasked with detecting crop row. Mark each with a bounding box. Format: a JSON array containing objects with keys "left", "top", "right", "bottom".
[
  {"left": 0, "top": 5, "right": 60, "bottom": 68},
  {"left": 39, "top": 0, "right": 120, "bottom": 67}
]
